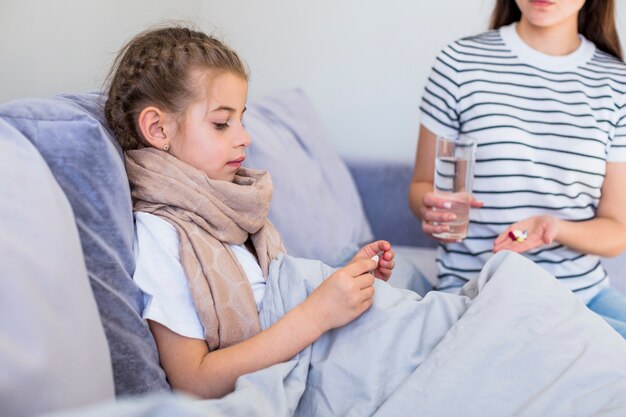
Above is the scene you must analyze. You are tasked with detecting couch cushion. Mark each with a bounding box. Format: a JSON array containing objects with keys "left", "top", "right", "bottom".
[
  {"left": 0, "top": 93, "right": 169, "bottom": 396},
  {"left": 244, "top": 89, "right": 373, "bottom": 266},
  {"left": 345, "top": 158, "right": 437, "bottom": 249},
  {"left": 0, "top": 119, "right": 114, "bottom": 416}
]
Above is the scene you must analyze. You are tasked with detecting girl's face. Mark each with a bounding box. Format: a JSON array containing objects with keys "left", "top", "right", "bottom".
[
  {"left": 514, "top": 0, "right": 585, "bottom": 28},
  {"left": 166, "top": 70, "right": 250, "bottom": 182}
]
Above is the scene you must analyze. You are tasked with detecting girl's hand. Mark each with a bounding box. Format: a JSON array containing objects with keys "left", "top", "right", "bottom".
[
  {"left": 350, "top": 240, "right": 395, "bottom": 281},
  {"left": 304, "top": 258, "right": 377, "bottom": 333},
  {"left": 420, "top": 192, "right": 483, "bottom": 243},
  {"left": 493, "top": 215, "right": 559, "bottom": 254}
]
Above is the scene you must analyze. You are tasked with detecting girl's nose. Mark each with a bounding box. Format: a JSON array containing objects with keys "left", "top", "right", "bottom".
[{"left": 239, "top": 127, "right": 251, "bottom": 148}]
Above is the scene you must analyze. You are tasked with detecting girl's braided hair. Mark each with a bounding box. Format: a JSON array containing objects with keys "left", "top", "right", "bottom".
[{"left": 104, "top": 25, "right": 248, "bottom": 151}]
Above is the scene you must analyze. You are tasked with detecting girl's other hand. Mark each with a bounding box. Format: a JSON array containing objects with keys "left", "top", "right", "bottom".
[
  {"left": 493, "top": 215, "right": 559, "bottom": 254},
  {"left": 304, "top": 258, "right": 377, "bottom": 333},
  {"left": 351, "top": 240, "right": 395, "bottom": 281},
  {"left": 421, "top": 192, "right": 483, "bottom": 243}
]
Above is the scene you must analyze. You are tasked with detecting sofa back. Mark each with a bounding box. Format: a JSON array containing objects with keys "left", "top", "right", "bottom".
[
  {"left": 0, "top": 88, "right": 376, "bottom": 397},
  {"left": 244, "top": 89, "right": 373, "bottom": 266}
]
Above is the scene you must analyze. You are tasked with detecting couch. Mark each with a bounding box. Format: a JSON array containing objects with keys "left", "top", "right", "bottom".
[
  {"left": 0, "top": 89, "right": 434, "bottom": 417},
  {"left": 2, "top": 89, "right": 626, "bottom": 417}
]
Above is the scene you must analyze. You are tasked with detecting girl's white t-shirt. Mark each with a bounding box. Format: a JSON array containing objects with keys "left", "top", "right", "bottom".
[{"left": 132, "top": 211, "right": 266, "bottom": 340}]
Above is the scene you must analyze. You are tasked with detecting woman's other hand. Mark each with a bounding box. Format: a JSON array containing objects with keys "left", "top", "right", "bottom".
[{"left": 493, "top": 215, "right": 559, "bottom": 254}]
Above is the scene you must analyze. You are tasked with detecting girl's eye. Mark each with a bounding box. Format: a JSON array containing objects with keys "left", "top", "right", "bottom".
[{"left": 214, "top": 122, "right": 229, "bottom": 130}]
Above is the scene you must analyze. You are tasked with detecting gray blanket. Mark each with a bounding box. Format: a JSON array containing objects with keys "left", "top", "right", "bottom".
[{"left": 46, "top": 251, "right": 626, "bottom": 417}]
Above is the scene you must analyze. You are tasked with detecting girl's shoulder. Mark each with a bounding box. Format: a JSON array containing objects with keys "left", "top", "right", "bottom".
[{"left": 134, "top": 211, "right": 180, "bottom": 258}]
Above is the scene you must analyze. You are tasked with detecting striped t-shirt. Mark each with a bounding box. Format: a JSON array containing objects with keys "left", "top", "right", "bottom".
[{"left": 419, "top": 23, "right": 626, "bottom": 303}]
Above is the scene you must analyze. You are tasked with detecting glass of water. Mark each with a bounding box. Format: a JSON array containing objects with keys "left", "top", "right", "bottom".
[{"left": 432, "top": 135, "right": 477, "bottom": 240}]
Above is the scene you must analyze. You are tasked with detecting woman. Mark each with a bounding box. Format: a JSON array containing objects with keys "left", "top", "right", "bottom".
[{"left": 409, "top": 0, "right": 626, "bottom": 337}]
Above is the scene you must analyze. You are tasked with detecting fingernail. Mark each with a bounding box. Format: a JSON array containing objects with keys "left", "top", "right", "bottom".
[{"left": 443, "top": 202, "right": 452, "bottom": 209}]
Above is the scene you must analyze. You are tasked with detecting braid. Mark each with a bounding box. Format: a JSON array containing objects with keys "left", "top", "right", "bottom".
[{"left": 104, "top": 25, "right": 248, "bottom": 152}]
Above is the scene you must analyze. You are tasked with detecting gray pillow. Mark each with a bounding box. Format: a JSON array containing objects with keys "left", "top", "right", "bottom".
[
  {"left": 244, "top": 89, "right": 373, "bottom": 266},
  {"left": 0, "top": 93, "right": 169, "bottom": 396},
  {"left": 0, "top": 119, "right": 114, "bottom": 416}
]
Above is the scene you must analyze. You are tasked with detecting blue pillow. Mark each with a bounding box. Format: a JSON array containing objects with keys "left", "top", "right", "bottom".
[
  {"left": 0, "top": 93, "right": 169, "bottom": 396},
  {"left": 245, "top": 89, "right": 373, "bottom": 266}
]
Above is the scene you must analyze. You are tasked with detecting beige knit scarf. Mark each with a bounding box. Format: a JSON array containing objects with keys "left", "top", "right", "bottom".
[{"left": 125, "top": 148, "right": 284, "bottom": 351}]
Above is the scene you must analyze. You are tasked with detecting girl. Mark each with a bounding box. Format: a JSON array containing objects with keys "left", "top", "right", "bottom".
[
  {"left": 104, "top": 26, "right": 395, "bottom": 399},
  {"left": 409, "top": 0, "right": 626, "bottom": 336}
]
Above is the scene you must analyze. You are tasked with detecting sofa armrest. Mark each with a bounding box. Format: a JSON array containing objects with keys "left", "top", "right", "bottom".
[{"left": 344, "top": 157, "right": 436, "bottom": 249}]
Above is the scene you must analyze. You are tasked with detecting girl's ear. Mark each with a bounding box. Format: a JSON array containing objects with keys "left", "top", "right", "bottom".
[{"left": 137, "top": 106, "right": 170, "bottom": 150}]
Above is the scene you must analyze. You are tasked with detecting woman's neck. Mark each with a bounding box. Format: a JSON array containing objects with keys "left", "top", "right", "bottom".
[{"left": 516, "top": 17, "right": 581, "bottom": 56}]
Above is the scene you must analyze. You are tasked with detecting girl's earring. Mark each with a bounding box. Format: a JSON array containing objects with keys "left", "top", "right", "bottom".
[{"left": 163, "top": 144, "right": 170, "bottom": 152}]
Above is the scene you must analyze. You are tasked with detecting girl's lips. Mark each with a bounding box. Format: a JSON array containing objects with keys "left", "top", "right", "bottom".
[{"left": 227, "top": 157, "right": 245, "bottom": 166}]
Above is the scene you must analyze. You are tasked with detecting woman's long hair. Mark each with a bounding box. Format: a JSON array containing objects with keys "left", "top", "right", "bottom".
[{"left": 489, "top": 0, "right": 623, "bottom": 60}]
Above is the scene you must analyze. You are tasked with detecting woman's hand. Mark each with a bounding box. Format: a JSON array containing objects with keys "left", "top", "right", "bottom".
[
  {"left": 303, "top": 258, "right": 377, "bottom": 333},
  {"left": 420, "top": 192, "right": 483, "bottom": 243},
  {"left": 493, "top": 215, "right": 559, "bottom": 254},
  {"left": 350, "top": 240, "right": 395, "bottom": 281}
]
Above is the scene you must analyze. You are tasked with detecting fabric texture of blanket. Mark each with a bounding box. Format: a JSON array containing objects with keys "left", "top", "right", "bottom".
[{"left": 45, "top": 250, "right": 626, "bottom": 417}]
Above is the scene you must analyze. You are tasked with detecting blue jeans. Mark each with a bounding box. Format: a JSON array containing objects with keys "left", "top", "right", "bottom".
[{"left": 587, "top": 287, "right": 626, "bottom": 339}]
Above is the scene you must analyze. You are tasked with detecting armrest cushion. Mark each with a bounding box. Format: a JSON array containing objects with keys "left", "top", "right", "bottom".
[
  {"left": 0, "top": 93, "right": 169, "bottom": 396},
  {"left": 0, "top": 119, "right": 114, "bottom": 416}
]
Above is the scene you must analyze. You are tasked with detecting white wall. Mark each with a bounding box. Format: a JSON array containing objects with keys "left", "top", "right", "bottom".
[
  {"left": 203, "top": 0, "right": 626, "bottom": 161},
  {"left": 2, "top": 0, "right": 625, "bottom": 161},
  {"left": 204, "top": 0, "right": 495, "bottom": 160},
  {"left": 0, "top": 0, "right": 202, "bottom": 102}
]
